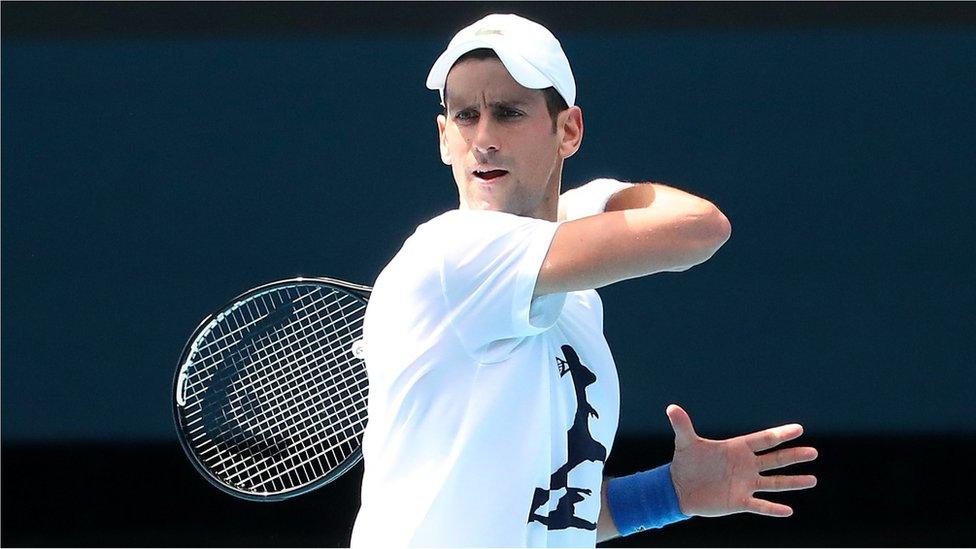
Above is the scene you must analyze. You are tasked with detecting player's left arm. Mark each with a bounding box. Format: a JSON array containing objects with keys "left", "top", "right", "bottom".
[
  {"left": 596, "top": 405, "right": 819, "bottom": 543},
  {"left": 665, "top": 404, "right": 818, "bottom": 518}
]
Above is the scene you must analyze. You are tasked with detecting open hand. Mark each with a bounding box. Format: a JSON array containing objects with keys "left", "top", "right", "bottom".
[{"left": 666, "top": 404, "right": 818, "bottom": 518}]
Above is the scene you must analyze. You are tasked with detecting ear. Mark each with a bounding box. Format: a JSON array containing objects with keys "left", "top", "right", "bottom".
[
  {"left": 436, "top": 114, "right": 452, "bottom": 165},
  {"left": 558, "top": 106, "right": 584, "bottom": 159}
]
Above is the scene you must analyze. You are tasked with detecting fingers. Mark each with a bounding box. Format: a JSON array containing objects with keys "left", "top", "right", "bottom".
[
  {"left": 743, "top": 423, "right": 804, "bottom": 453},
  {"left": 755, "top": 474, "right": 818, "bottom": 493},
  {"left": 757, "top": 446, "right": 819, "bottom": 472},
  {"left": 665, "top": 404, "right": 697, "bottom": 449},
  {"left": 746, "top": 497, "right": 794, "bottom": 517}
]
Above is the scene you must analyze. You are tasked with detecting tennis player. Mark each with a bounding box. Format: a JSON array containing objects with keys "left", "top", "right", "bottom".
[{"left": 351, "top": 13, "right": 817, "bottom": 547}]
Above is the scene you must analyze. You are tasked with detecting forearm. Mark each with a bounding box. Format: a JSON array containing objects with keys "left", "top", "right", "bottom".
[{"left": 597, "top": 475, "right": 621, "bottom": 543}]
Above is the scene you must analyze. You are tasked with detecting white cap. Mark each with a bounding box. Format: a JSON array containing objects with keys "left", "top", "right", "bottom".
[{"left": 425, "top": 13, "right": 576, "bottom": 108}]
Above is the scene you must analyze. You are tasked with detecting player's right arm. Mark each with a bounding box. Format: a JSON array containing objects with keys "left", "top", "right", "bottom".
[{"left": 535, "top": 183, "right": 731, "bottom": 297}]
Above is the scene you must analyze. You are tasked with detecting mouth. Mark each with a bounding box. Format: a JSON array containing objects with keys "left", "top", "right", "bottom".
[{"left": 472, "top": 169, "right": 509, "bottom": 183}]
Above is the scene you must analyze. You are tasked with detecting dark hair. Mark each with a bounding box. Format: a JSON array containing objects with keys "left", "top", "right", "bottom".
[{"left": 442, "top": 48, "right": 569, "bottom": 132}]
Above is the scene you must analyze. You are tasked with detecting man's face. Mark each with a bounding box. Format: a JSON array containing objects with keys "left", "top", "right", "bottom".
[{"left": 436, "top": 57, "right": 582, "bottom": 220}]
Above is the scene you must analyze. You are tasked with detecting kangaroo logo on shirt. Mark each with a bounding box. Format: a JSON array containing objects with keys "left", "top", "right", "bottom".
[{"left": 527, "top": 345, "right": 607, "bottom": 531}]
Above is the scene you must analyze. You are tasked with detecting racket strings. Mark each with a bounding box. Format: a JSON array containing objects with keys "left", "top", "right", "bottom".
[
  {"left": 196, "top": 284, "right": 332, "bottom": 357},
  {"left": 208, "top": 297, "right": 365, "bottom": 449},
  {"left": 178, "top": 283, "right": 369, "bottom": 495},
  {"left": 206, "top": 325, "right": 367, "bottom": 477},
  {"left": 205, "top": 289, "right": 363, "bottom": 458},
  {"left": 192, "top": 293, "right": 364, "bottom": 433},
  {"left": 193, "top": 288, "right": 364, "bottom": 490},
  {"left": 181, "top": 288, "right": 341, "bottom": 397},
  {"left": 232, "top": 384, "right": 370, "bottom": 488},
  {"left": 185, "top": 288, "right": 359, "bottom": 423}
]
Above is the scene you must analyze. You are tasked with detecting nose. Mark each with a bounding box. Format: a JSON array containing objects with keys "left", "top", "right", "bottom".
[{"left": 470, "top": 116, "right": 500, "bottom": 155}]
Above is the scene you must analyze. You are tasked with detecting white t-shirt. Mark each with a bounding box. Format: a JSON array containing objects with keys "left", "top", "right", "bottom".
[{"left": 351, "top": 209, "right": 620, "bottom": 548}]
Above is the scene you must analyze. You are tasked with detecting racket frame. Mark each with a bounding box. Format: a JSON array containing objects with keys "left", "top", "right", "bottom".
[{"left": 171, "top": 276, "right": 371, "bottom": 502}]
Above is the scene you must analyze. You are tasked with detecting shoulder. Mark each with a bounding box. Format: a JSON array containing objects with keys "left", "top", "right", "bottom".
[
  {"left": 371, "top": 212, "right": 457, "bottom": 289},
  {"left": 372, "top": 210, "right": 484, "bottom": 284}
]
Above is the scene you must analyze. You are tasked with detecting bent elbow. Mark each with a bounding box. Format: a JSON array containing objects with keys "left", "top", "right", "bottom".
[
  {"left": 681, "top": 205, "right": 731, "bottom": 270},
  {"left": 708, "top": 206, "right": 732, "bottom": 248},
  {"left": 688, "top": 202, "right": 731, "bottom": 246}
]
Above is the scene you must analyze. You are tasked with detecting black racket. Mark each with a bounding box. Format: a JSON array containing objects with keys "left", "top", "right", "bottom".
[{"left": 172, "top": 277, "right": 372, "bottom": 501}]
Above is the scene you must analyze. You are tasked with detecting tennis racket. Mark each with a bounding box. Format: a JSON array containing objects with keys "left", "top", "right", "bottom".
[{"left": 172, "top": 276, "right": 372, "bottom": 501}]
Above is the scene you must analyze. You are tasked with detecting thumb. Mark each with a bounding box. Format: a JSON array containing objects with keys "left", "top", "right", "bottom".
[{"left": 666, "top": 404, "right": 697, "bottom": 449}]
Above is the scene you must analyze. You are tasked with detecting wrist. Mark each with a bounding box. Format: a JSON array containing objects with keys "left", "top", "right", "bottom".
[
  {"left": 606, "top": 463, "right": 690, "bottom": 536},
  {"left": 669, "top": 464, "right": 692, "bottom": 516}
]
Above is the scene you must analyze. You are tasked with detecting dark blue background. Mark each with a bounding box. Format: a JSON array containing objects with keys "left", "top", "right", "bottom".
[
  {"left": 3, "top": 9, "right": 974, "bottom": 444},
  {"left": 2, "top": 3, "right": 975, "bottom": 547}
]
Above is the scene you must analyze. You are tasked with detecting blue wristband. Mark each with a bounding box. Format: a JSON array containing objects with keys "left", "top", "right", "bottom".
[{"left": 607, "top": 463, "right": 690, "bottom": 536}]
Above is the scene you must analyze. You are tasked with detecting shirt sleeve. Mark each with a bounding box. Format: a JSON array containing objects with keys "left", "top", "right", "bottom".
[{"left": 435, "top": 210, "right": 567, "bottom": 357}]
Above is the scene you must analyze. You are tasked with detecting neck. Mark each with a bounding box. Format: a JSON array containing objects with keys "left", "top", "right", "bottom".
[
  {"left": 530, "top": 161, "right": 563, "bottom": 222},
  {"left": 530, "top": 187, "right": 560, "bottom": 222}
]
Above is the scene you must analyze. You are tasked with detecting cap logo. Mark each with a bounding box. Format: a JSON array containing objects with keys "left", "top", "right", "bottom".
[{"left": 475, "top": 28, "right": 504, "bottom": 37}]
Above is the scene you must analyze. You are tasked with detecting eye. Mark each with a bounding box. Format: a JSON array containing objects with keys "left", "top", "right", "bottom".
[
  {"left": 454, "top": 109, "right": 478, "bottom": 123},
  {"left": 499, "top": 108, "right": 523, "bottom": 118}
]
